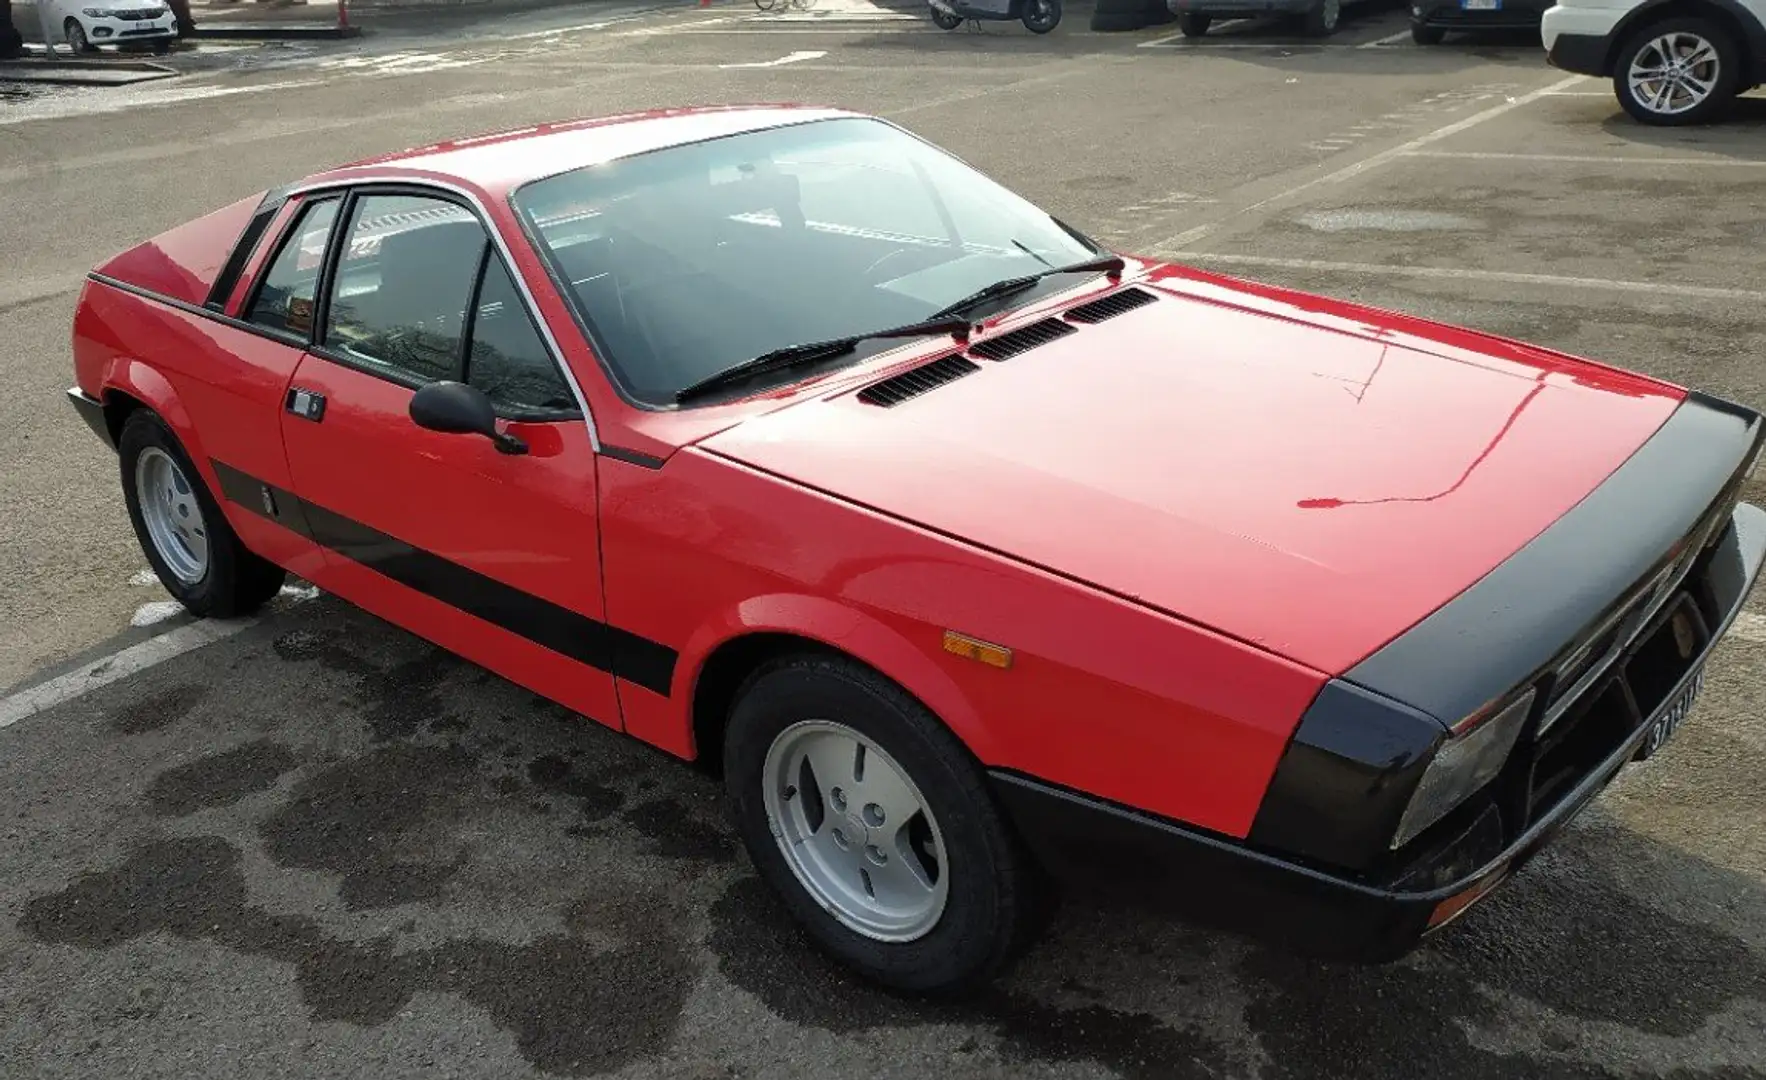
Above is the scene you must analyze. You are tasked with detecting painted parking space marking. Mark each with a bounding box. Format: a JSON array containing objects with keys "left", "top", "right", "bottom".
[
  {"left": 1150, "top": 73, "right": 1587, "bottom": 249},
  {"left": 1402, "top": 150, "right": 1766, "bottom": 167},
  {"left": 719, "top": 49, "right": 830, "bottom": 67},
  {"left": 1155, "top": 251, "right": 1766, "bottom": 304},
  {"left": 0, "top": 619, "right": 256, "bottom": 731}
]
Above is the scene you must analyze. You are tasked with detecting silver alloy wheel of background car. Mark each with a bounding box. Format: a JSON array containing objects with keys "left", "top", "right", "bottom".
[
  {"left": 135, "top": 446, "right": 210, "bottom": 585},
  {"left": 762, "top": 719, "right": 950, "bottom": 942},
  {"left": 1627, "top": 32, "right": 1721, "bottom": 116},
  {"left": 63, "top": 18, "right": 90, "bottom": 54}
]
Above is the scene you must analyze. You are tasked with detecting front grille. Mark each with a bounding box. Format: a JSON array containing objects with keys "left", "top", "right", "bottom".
[{"left": 112, "top": 8, "right": 166, "bottom": 18}]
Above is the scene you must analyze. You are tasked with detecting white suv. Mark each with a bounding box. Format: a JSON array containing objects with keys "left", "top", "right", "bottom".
[
  {"left": 52, "top": 1, "right": 179, "bottom": 55},
  {"left": 1543, "top": 0, "right": 1765, "bottom": 124}
]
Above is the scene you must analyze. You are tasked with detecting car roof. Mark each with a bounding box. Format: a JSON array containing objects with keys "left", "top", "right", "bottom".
[{"left": 305, "top": 104, "right": 865, "bottom": 196}]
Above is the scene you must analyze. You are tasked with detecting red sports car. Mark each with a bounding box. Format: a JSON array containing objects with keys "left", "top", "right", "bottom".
[{"left": 67, "top": 105, "right": 1764, "bottom": 993}]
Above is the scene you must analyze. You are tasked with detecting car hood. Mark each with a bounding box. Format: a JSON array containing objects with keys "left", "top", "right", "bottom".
[{"left": 698, "top": 280, "right": 1683, "bottom": 676}]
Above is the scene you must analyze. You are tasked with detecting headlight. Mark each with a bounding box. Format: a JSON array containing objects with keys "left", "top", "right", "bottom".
[
  {"left": 1392, "top": 689, "right": 1535, "bottom": 849},
  {"left": 83, "top": 8, "right": 117, "bottom": 16}
]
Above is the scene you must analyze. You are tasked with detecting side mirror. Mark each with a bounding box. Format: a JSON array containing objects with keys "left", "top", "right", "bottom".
[{"left": 409, "top": 381, "right": 527, "bottom": 455}]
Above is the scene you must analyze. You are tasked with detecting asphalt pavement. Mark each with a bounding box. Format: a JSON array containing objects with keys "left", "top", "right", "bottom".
[{"left": 4, "top": 3, "right": 1766, "bottom": 1077}]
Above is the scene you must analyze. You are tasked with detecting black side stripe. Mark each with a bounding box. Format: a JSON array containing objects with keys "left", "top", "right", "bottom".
[{"left": 211, "top": 460, "right": 677, "bottom": 696}]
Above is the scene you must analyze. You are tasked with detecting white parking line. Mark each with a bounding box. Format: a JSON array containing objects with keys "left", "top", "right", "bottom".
[
  {"left": 1359, "top": 30, "right": 1413, "bottom": 47},
  {"left": 0, "top": 619, "right": 255, "bottom": 731},
  {"left": 1402, "top": 150, "right": 1766, "bottom": 167},
  {"left": 1155, "top": 251, "right": 1766, "bottom": 303},
  {"left": 1150, "top": 73, "right": 1586, "bottom": 249},
  {"left": 719, "top": 49, "right": 829, "bottom": 67}
]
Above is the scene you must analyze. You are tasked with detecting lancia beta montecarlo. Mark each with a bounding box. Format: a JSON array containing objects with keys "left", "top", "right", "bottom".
[{"left": 66, "top": 106, "right": 1765, "bottom": 993}]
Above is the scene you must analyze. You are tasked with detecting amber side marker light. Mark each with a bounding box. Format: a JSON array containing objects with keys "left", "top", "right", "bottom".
[
  {"left": 943, "top": 631, "right": 1014, "bottom": 669},
  {"left": 1427, "top": 867, "right": 1510, "bottom": 930}
]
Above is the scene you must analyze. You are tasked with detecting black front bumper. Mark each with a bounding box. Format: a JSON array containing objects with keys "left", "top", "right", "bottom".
[
  {"left": 67, "top": 387, "right": 114, "bottom": 450},
  {"left": 1546, "top": 31, "right": 1613, "bottom": 76},
  {"left": 1413, "top": 0, "right": 1551, "bottom": 28},
  {"left": 990, "top": 500, "right": 1766, "bottom": 964}
]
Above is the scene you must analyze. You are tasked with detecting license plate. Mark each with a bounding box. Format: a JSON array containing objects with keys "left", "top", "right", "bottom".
[
  {"left": 136, "top": 21, "right": 156, "bottom": 29},
  {"left": 1635, "top": 667, "right": 1704, "bottom": 760},
  {"left": 1461, "top": 0, "right": 1500, "bottom": 9}
]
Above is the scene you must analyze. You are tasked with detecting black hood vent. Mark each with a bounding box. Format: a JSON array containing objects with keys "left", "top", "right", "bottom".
[
  {"left": 857, "top": 355, "right": 980, "bottom": 407},
  {"left": 967, "top": 317, "right": 1076, "bottom": 361},
  {"left": 1064, "top": 286, "right": 1158, "bottom": 324}
]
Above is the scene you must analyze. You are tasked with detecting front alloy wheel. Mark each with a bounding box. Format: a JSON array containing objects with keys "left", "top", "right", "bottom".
[
  {"left": 1613, "top": 18, "right": 1741, "bottom": 126},
  {"left": 724, "top": 654, "right": 1043, "bottom": 993}
]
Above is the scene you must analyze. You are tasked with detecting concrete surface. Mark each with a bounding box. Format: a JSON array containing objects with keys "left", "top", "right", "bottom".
[{"left": 3, "top": 4, "right": 1765, "bottom": 1077}]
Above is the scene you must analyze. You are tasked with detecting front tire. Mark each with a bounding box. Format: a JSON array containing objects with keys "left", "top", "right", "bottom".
[
  {"left": 931, "top": 5, "right": 964, "bottom": 28},
  {"left": 1299, "top": 0, "right": 1339, "bottom": 36},
  {"left": 64, "top": 18, "right": 94, "bottom": 54},
  {"left": 1612, "top": 17, "right": 1741, "bottom": 126},
  {"left": 1178, "top": 11, "right": 1210, "bottom": 35},
  {"left": 118, "top": 409, "right": 286, "bottom": 619},
  {"left": 723, "top": 654, "right": 1042, "bottom": 994}
]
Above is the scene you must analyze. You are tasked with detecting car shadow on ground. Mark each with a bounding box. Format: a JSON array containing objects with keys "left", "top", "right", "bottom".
[
  {"left": 1596, "top": 93, "right": 1766, "bottom": 155},
  {"left": 4, "top": 596, "right": 1763, "bottom": 1078}
]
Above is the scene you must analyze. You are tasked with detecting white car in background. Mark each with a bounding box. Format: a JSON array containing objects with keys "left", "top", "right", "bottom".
[
  {"left": 52, "top": 1, "right": 178, "bottom": 54},
  {"left": 1543, "top": 0, "right": 1766, "bottom": 124}
]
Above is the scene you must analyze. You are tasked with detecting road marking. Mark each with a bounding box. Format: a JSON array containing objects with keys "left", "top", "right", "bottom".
[
  {"left": 719, "top": 49, "right": 829, "bottom": 67},
  {"left": 1401, "top": 150, "right": 1766, "bottom": 167},
  {"left": 1154, "top": 251, "right": 1766, "bottom": 304},
  {"left": 1734, "top": 612, "right": 1766, "bottom": 644},
  {"left": 0, "top": 78, "right": 321, "bottom": 127},
  {"left": 0, "top": 619, "right": 253, "bottom": 731},
  {"left": 1359, "top": 30, "right": 1413, "bottom": 47},
  {"left": 1149, "top": 73, "right": 1586, "bottom": 249},
  {"left": 0, "top": 585, "right": 320, "bottom": 732}
]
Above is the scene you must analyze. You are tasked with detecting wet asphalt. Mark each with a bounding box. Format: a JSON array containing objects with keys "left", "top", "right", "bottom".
[{"left": 4, "top": 3, "right": 1766, "bottom": 1076}]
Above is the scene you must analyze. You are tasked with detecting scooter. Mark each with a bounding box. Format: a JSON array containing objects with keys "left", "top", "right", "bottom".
[{"left": 929, "top": 0, "right": 1062, "bottom": 33}]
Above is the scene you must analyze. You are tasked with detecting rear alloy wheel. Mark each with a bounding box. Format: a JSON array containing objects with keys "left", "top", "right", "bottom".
[
  {"left": 724, "top": 655, "right": 1042, "bottom": 993},
  {"left": 119, "top": 409, "right": 287, "bottom": 618},
  {"left": 1613, "top": 18, "right": 1741, "bottom": 126},
  {"left": 1179, "top": 11, "right": 1211, "bottom": 35},
  {"left": 64, "top": 18, "right": 93, "bottom": 54},
  {"left": 1300, "top": 0, "right": 1339, "bottom": 35}
]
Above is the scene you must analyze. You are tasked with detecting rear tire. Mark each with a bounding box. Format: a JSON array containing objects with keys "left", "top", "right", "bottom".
[
  {"left": 1410, "top": 21, "right": 1445, "bottom": 44},
  {"left": 1179, "top": 11, "right": 1211, "bottom": 35},
  {"left": 723, "top": 654, "right": 1043, "bottom": 994},
  {"left": 931, "top": 4, "right": 964, "bottom": 27},
  {"left": 1611, "top": 16, "right": 1741, "bottom": 126},
  {"left": 1022, "top": 0, "right": 1061, "bottom": 32},
  {"left": 118, "top": 409, "right": 286, "bottom": 619}
]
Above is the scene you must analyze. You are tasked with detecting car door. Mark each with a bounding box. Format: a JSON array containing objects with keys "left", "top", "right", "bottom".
[{"left": 276, "top": 187, "right": 623, "bottom": 730}]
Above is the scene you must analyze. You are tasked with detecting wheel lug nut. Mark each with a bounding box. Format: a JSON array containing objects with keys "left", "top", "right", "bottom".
[
  {"left": 830, "top": 787, "right": 847, "bottom": 811},
  {"left": 831, "top": 828, "right": 849, "bottom": 849},
  {"left": 865, "top": 845, "right": 887, "bottom": 865},
  {"left": 863, "top": 803, "right": 884, "bottom": 827}
]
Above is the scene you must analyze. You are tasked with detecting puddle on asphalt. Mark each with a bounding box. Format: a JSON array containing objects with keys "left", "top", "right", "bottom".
[{"left": 1295, "top": 208, "right": 1480, "bottom": 233}]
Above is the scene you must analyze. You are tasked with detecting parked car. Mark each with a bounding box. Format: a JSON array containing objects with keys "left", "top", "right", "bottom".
[
  {"left": 1170, "top": 0, "right": 1371, "bottom": 37},
  {"left": 1543, "top": 0, "right": 1766, "bottom": 124},
  {"left": 51, "top": 0, "right": 178, "bottom": 54},
  {"left": 66, "top": 106, "right": 1766, "bottom": 993},
  {"left": 1409, "top": 0, "right": 1551, "bottom": 44}
]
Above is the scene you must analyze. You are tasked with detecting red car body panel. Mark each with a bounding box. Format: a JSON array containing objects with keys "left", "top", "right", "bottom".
[
  {"left": 703, "top": 282, "right": 1684, "bottom": 675},
  {"left": 601, "top": 447, "right": 1325, "bottom": 836},
  {"left": 66, "top": 106, "right": 1710, "bottom": 849}
]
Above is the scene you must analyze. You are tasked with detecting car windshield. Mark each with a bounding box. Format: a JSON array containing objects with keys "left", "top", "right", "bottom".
[{"left": 510, "top": 116, "right": 1102, "bottom": 406}]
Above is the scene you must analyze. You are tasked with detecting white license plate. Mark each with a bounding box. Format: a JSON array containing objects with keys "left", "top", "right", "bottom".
[
  {"left": 1636, "top": 667, "right": 1704, "bottom": 760},
  {"left": 135, "top": 20, "right": 157, "bottom": 29},
  {"left": 1460, "top": 0, "right": 1500, "bottom": 9}
]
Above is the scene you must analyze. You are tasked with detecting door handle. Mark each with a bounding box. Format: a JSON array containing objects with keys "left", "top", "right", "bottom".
[{"left": 286, "top": 387, "right": 326, "bottom": 422}]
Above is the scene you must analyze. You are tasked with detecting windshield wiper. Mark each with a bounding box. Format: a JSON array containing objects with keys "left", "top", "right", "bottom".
[
  {"left": 926, "top": 253, "right": 1125, "bottom": 321},
  {"left": 674, "top": 316, "right": 973, "bottom": 404}
]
